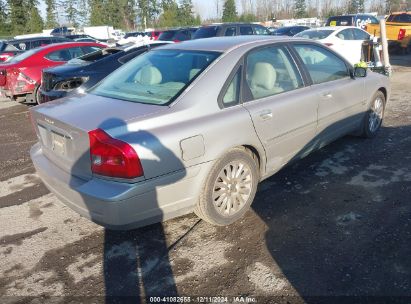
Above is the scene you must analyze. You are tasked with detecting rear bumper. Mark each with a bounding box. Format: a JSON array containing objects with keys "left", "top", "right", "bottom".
[
  {"left": 39, "top": 89, "right": 67, "bottom": 103},
  {"left": 31, "top": 143, "right": 210, "bottom": 230}
]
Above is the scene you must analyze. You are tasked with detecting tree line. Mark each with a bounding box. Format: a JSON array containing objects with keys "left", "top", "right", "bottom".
[
  {"left": 0, "top": 0, "right": 407, "bottom": 37},
  {"left": 0, "top": 0, "right": 201, "bottom": 36}
]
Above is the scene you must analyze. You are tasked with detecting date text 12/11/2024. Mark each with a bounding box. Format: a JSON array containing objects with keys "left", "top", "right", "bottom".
[{"left": 148, "top": 296, "right": 257, "bottom": 303}]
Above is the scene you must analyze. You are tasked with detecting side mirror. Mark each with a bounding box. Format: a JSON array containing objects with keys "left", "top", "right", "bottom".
[{"left": 354, "top": 67, "right": 367, "bottom": 78}]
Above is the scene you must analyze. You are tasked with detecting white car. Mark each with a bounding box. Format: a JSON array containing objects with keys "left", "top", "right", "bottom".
[{"left": 295, "top": 26, "right": 371, "bottom": 64}]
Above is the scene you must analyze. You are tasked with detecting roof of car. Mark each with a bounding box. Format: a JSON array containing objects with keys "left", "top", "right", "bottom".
[
  {"left": 307, "top": 26, "right": 357, "bottom": 31},
  {"left": 160, "top": 36, "right": 299, "bottom": 52}
]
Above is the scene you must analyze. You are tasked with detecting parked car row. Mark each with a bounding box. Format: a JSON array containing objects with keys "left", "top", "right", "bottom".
[{"left": 0, "top": 42, "right": 105, "bottom": 103}]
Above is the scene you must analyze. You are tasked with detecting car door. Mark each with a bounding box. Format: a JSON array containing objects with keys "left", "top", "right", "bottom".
[
  {"left": 293, "top": 43, "right": 366, "bottom": 145},
  {"left": 242, "top": 44, "right": 319, "bottom": 173}
]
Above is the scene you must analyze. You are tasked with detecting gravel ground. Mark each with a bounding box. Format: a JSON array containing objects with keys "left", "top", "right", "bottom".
[{"left": 0, "top": 56, "right": 410, "bottom": 304}]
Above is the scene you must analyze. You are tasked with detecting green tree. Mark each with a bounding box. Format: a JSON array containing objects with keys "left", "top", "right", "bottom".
[
  {"left": 8, "top": 0, "right": 27, "bottom": 34},
  {"left": 45, "top": 0, "right": 58, "bottom": 28},
  {"left": 137, "top": 0, "right": 159, "bottom": 29},
  {"left": 158, "top": 0, "right": 179, "bottom": 28},
  {"left": 27, "top": 5, "right": 44, "bottom": 33},
  {"left": 0, "top": 0, "right": 10, "bottom": 35},
  {"left": 89, "top": 0, "right": 106, "bottom": 26},
  {"left": 77, "top": 0, "right": 89, "bottom": 26},
  {"left": 222, "top": 0, "right": 237, "bottom": 22},
  {"left": 62, "top": 0, "right": 79, "bottom": 27},
  {"left": 348, "top": 0, "right": 365, "bottom": 13},
  {"left": 294, "top": 0, "right": 307, "bottom": 18},
  {"left": 177, "top": 0, "right": 195, "bottom": 26}
]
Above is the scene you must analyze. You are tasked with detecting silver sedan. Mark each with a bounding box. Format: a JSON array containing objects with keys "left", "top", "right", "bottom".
[{"left": 30, "top": 36, "right": 390, "bottom": 229}]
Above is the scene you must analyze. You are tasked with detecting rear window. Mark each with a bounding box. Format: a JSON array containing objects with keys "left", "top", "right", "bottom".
[
  {"left": 91, "top": 49, "right": 220, "bottom": 105},
  {"left": 387, "top": 14, "right": 411, "bottom": 23},
  {"left": 326, "top": 16, "right": 353, "bottom": 26},
  {"left": 295, "top": 29, "right": 334, "bottom": 40},
  {"left": 158, "top": 31, "right": 177, "bottom": 41},
  {"left": 193, "top": 26, "right": 220, "bottom": 39}
]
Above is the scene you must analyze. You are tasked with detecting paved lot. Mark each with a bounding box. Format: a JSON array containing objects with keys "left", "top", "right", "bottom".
[{"left": 0, "top": 57, "right": 410, "bottom": 303}]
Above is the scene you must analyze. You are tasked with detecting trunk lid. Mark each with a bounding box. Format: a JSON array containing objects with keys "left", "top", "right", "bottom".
[{"left": 30, "top": 93, "right": 167, "bottom": 180}]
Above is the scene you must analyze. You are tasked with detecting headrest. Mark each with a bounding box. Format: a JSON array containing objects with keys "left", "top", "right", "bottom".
[
  {"left": 135, "top": 65, "right": 162, "bottom": 85},
  {"left": 251, "top": 62, "right": 276, "bottom": 90}
]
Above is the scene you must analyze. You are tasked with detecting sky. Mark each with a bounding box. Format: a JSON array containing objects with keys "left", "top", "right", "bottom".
[{"left": 37, "top": 0, "right": 228, "bottom": 22}]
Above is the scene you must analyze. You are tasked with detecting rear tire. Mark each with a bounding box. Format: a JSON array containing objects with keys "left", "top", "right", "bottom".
[
  {"left": 34, "top": 85, "right": 42, "bottom": 105},
  {"left": 360, "top": 90, "right": 385, "bottom": 138},
  {"left": 194, "top": 147, "right": 259, "bottom": 226}
]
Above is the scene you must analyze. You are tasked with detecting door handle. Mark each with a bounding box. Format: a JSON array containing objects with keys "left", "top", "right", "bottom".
[
  {"left": 322, "top": 92, "right": 333, "bottom": 98},
  {"left": 258, "top": 110, "right": 273, "bottom": 120}
]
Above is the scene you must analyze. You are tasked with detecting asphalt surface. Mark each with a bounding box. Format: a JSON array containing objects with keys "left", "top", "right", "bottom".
[{"left": 0, "top": 56, "right": 410, "bottom": 304}]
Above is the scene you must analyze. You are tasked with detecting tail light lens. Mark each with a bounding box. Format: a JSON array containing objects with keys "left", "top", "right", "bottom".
[
  {"left": 88, "top": 128, "right": 143, "bottom": 179},
  {"left": 18, "top": 71, "right": 35, "bottom": 84},
  {"left": 0, "top": 70, "right": 6, "bottom": 86},
  {"left": 0, "top": 52, "right": 13, "bottom": 62},
  {"left": 398, "top": 29, "right": 406, "bottom": 40}
]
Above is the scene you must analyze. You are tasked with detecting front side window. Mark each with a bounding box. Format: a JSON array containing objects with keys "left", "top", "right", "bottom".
[
  {"left": 92, "top": 49, "right": 220, "bottom": 105},
  {"left": 240, "top": 26, "right": 253, "bottom": 35},
  {"left": 245, "top": 46, "right": 303, "bottom": 100},
  {"left": 294, "top": 44, "right": 349, "bottom": 84},
  {"left": 353, "top": 28, "right": 370, "bottom": 40},
  {"left": 254, "top": 25, "right": 270, "bottom": 35}
]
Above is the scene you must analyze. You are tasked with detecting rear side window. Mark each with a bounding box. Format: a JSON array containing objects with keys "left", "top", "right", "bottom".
[
  {"left": 68, "top": 47, "right": 84, "bottom": 58},
  {"left": 222, "top": 68, "right": 241, "bottom": 107},
  {"left": 158, "top": 31, "right": 176, "bottom": 40},
  {"left": 295, "top": 30, "right": 333, "bottom": 40},
  {"left": 240, "top": 26, "right": 253, "bottom": 35},
  {"left": 46, "top": 49, "right": 72, "bottom": 61},
  {"left": 175, "top": 31, "right": 190, "bottom": 41},
  {"left": 390, "top": 14, "right": 411, "bottom": 23},
  {"left": 193, "top": 26, "right": 220, "bottom": 39},
  {"left": 81, "top": 46, "right": 101, "bottom": 55},
  {"left": 245, "top": 46, "right": 303, "bottom": 100},
  {"left": 225, "top": 27, "right": 236, "bottom": 36},
  {"left": 294, "top": 44, "right": 349, "bottom": 84}
]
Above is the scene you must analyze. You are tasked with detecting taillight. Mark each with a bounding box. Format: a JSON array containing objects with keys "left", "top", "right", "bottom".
[
  {"left": 88, "top": 128, "right": 143, "bottom": 179},
  {"left": 18, "top": 71, "right": 35, "bottom": 84},
  {"left": 0, "top": 70, "right": 6, "bottom": 86},
  {"left": 324, "top": 43, "right": 333, "bottom": 47},
  {"left": 0, "top": 53, "right": 13, "bottom": 62},
  {"left": 398, "top": 29, "right": 406, "bottom": 40}
]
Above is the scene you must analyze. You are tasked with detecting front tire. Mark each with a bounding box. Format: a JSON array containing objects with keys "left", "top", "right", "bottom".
[
  {"left": 360, "top": 91, "right": 385, "bottom": 138},
  {"left": 194, "top": 147, "right": 259, "bottom": 226}
]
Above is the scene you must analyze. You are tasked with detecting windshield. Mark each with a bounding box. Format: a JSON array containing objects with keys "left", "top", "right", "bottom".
[
  {"left": 5, "top": 48, "right": 40, "bottom": 63},
  {"left": 91, "top": 49, "right": 220, "bottom": 105},
  {"left": 295, "top": 30, "right": 334, "bottom": 40},
  {"left": 193, "top": 26, "right": 220, "bottom": 39}
]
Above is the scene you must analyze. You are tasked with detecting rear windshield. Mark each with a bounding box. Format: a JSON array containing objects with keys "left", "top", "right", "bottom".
[
  {"left": 158, "top": 31, "right": 177, "bottom": 41},
  {"left": 326, "top": 16, "right": 353, "bottom": 26},
  {"left": 193, "top": 26, "right": 220, "bottom": 39},
  {"left": 387, "top": 14, "right": 411, "bottom": 23},
  {"left": 5, "top": 48, "right": 40, "bottom": 63},
  {"left": 91, "top": 49, "right": 220, "bottom": 105},
  {"left": 295, "top": 29, "right": 334, "bottom": 39}
]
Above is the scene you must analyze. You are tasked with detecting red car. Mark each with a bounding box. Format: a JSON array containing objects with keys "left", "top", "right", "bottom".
[{"left": 0, "top": 42, "right": 105, "bottom": 104}]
